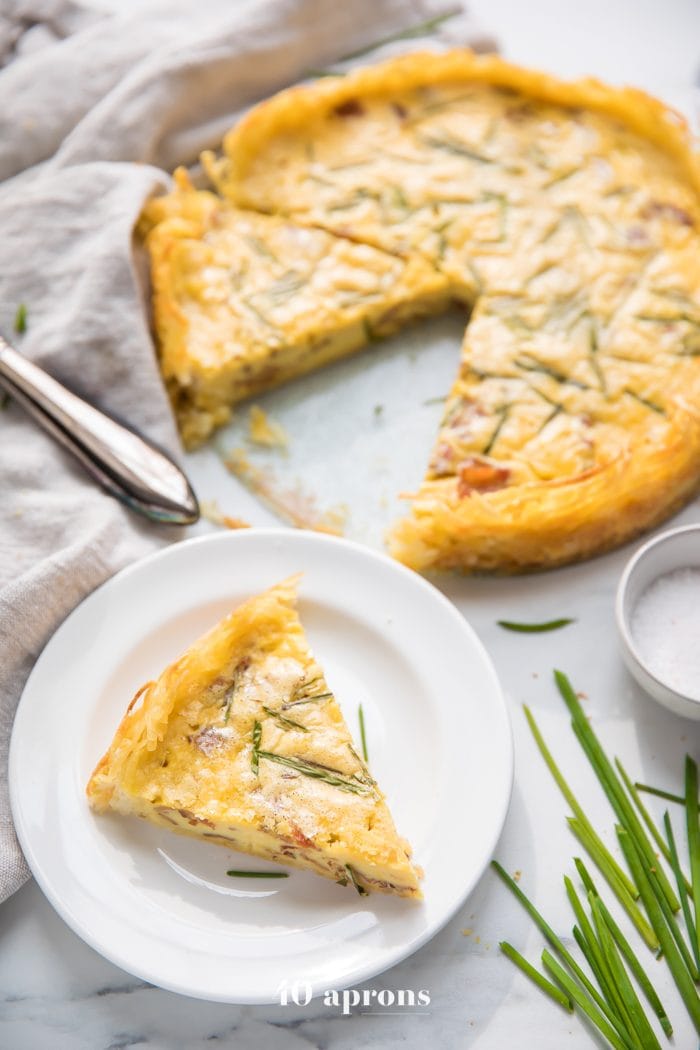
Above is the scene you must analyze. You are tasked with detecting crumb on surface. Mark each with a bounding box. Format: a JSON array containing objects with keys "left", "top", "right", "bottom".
[
  {"left": 513, "top": 870, "right": 522, "bottom": 882},
  {"left": 461, "top": 928, "right": 473, "bottom": 937},
  {"left": 247, "top": 404, "right": 288, "bottom": 449},
  {"left": 200, "top": 498, "right": 251, "bottom": 530}
]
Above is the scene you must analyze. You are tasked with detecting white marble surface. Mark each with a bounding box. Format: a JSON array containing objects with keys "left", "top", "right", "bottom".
[{"left": 3, "top": 2, "right": 700, "bottom": 1048}]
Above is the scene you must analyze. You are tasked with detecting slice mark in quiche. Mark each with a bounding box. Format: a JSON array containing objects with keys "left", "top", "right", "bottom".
[
  {"left": 86, "top": 577, "right": 422, "bottom": 900},
  {"left": 144, "top": 51, "right": 700, "bottom": 572}
]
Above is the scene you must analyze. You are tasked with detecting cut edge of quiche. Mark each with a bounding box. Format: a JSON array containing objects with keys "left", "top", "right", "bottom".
[{"left": 86, "top": 576, "right": 423, "bottom": 900}]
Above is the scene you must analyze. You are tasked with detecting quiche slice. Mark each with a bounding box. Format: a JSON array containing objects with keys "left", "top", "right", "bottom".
[
  {"left": 200, "top": 50, "right": 700, "bottom": 573},
  {"left": 86, "top": 577, "right": 422, "bottom": 900},
  {"left": 140, "top": 169, "right": 450, "bottom": 448}
]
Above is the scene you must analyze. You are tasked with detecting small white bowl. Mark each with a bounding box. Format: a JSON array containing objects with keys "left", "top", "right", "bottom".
[{"left": 616, "top": 523, "right": 700, "bottom": 721}]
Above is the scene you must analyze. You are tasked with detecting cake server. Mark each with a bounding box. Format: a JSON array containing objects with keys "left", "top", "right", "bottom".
[{"left": 0, "top": 333, "right": 199, "bottom": 525}]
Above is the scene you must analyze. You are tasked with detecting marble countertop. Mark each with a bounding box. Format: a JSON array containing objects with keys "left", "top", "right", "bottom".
[{"left": 3, "top": 2, "right": 700, "bottom": 1048}]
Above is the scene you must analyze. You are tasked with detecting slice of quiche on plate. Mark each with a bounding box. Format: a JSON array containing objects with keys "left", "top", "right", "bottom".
[{"left": 86, "top": 575, "right": 422, "bottom": 900}]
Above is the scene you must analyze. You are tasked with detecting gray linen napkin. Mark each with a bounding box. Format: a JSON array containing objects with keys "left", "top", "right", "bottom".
[{"left": 0, "top": 0, "right": 494, "bottom": 903}]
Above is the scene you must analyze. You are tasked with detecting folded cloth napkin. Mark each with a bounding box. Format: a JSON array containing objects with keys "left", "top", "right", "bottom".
[{"left": 0, "top": 0, "right": 495, "bottom": 903}]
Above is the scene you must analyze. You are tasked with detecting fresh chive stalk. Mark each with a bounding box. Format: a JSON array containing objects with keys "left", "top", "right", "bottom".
[
  {"left": 590, "top": 895, "right": 662, "bottom": 1050},
  {"left": 554, "top": 670, "right": 680, "bottom": 914},
  {"left": 498, "top": 618, "right": 575, "bottom": 633},
  {"left": 618, "top": 827, "right": 700, "bottom": 1032},
  {"left": 524, "top": 706, "right": 637, "bottom": 899},
  {"left": 357, "top": 704, "right": 369, "bottom": 762},
  {"left": 616, "top": 758, "right": 690, "bottom": 892},
  {"left": 13, "top": 303, "right": 27, "bottom": 334},
  {"left": 541, "top": 950, "right": 630, "bottom": 1050},
  {"left": 251, "top": 721, "right": 262, "bottom": 775},
  {"left": 635, "top": 784, "right": 687, "bottom": 807},
  {"left": 262, "top": 706, "right": 309, "bottom": 733},
  {"left": 226, "top": 870, "right": 289, "bottom": 878},
  {"left": 686, "top": 757, "right": 700, "bottom": 968},
  {"left": 664, "top": 811, "right": 700, "bottom": 972},
  {"left": 575, "top": 860, "right": 673, "bottom": 1038},
  {"left": 491, "top": 861, "right": 609, "bottom": 1011},
  {"left": 499, "top": 942, "right": 572, "bottom": 1012},
  {"left": 345, "top": 864, "right": 369, "bottom": 896},
  {"left": 256, "top": 751, "right": 371, "bottom": 795},
  {"left": 566, "top": 817, "right": 658, "bottom": 949}
]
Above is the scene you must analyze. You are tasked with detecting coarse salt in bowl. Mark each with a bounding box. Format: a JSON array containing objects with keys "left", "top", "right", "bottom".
[{"left": 616, "top": 523, "right": 700, "bottom": 721}]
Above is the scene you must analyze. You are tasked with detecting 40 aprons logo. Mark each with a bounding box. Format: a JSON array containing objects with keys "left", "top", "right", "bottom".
[{"left": 278, "top": 980, "right": 431, "bottom": 1015}]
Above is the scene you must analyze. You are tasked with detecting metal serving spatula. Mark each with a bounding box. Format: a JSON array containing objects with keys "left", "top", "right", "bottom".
[{"left": 0, "top": 333, "right": 199, "bottom": 525}]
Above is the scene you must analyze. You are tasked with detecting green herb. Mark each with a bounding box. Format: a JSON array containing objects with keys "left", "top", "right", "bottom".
[
  {"left": 423, "top": 395, "right": 447, "bottom": 406},
  {"left": 256, "top": 751, "right": 371, "bottom": 794},
  {"left": 336, "top": 10, "right": 459, "bottom": 62},
  {"left": 567, "top": 817, "right": 658, "bottom": 949},
  {"left": 282, "top": 691, "right": 333, "bottom": 710},
  {"left": 499, "top": 942, "right": 572, "bottom": 1012},
  {"left": 664, "top": 811, "right": 700, "bottom": 972},
  {"left": 373, "top": 404, "right": 384, "bottom": 418},
  {"left": 357, "top": 704, "right": 369, "bottom": 763},
  {"left": 535, "top": 404, "right": 563, "bottom": 436},
  {"left": 498, "top": 618, "right": 574, "bottom": 633},
  {"left": 251, "top": 720, "right": 262, "bottom": 775},
  {"left": 523, "top": 706, "right": 638, "bottom": 901},
  {"left": 616, "top": 757, "right": 690, "bottom": 891},
  {"left": 577, "top": 860, "right": 673, "bottom": 1037},
  {"left": 222, "top": 682, "right": 237, "bottom": 724},
  {"left": 13, "top": 303, "right": 27, "bottom": 334},
  {"left": 242, "top": 234, "right": 278, "bottom": 262},
  {"left": 419, "top": 131, "right": 497, "bottom": 165},
  {"left": 588, "top": 320, "right": 607, "bottom": 394},
  {"left": 344, "top": 864, "right": 369, "bottom": 896},
  {"left": 263, "top": 271, "right": 307, "bottom": 304},
  {"left": 491, "top": 861, "right": 610, "bottom": 1014},
  {"left": 544, "top": 167, "right": 579, "bottom": 188},
  {"left": 515, "top": 354, "right": 591, "bottom": 390},
  {"left": 541, "top": 950, "right": 630, "bottom": 1050},
  {"left": 635, "top": 783, "right": 687, "bottom": 806},
  {"left": 483, "top": 405, "right": 510, "bottom": 455},
  {"left": 226, "top": 870, "right": 289, "bottom": 878},
  {"left": 554, "top": 670, "right": 680, "bottom": 914},
  {"left": 686, "top": 757, "right": 700, "bottom": 972},
  {"left": 623, "top": 388, "right": 665, "bottom": 415},
  {"left": 618, "top": 827, "right": 700, "bottom": 1031},
  {"left": 262, "top": 706, "right": 309, "bottom": 733}
]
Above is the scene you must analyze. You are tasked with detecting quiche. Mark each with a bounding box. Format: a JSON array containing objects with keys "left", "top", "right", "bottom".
[
  {"left": 86, "top": 577, "right": 422, "bottom": 899},
  {"left": 144, "top": 50, "right": 700, "bottom": 572}
]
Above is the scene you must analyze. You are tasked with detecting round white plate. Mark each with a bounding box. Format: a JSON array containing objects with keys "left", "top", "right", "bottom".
[{"left": 9, "top": 528, "right": 512, "bottom": 1004}]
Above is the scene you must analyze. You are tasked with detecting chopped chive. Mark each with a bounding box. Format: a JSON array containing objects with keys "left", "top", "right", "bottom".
[
  {"left": 256, "top": 751, "right": 371, "bottom": 794},
  {"left": 564, "top": 879, "right": 632, "bottom": 1040},
  {"left": 13, "top": 303, "right": 27, "bottom": 334},
  {"left": 357, "top": 704, "right": 369, "bottom": 763},
  {"left": 523, "top": 706, "right": 638, "bottom": 900},
  {"left": 483, "top": 405, "right": 510, "bottom": 455},
  {"left": 491, "top": 861, "right": 607, "bottom": 1009},
  {"left": 251, "top": 720, "right": 262, "bottom": 775},
  {"left": 226, "top": 870, "right": 289, "bottom": 878},
  {"left": 419, "top": 131, "right": 497, "bottom": 164},
  {"left": 262, "top": 706, "right": 309, "bottom": 733},
  {"left": 576, "top": 857, "right": 672, "bottom": 1037},
  {"left": 345, "top": 863, "right": 369, "bottom": 896},
  {"left": 664, "top": 810, "right": 700, "bottom": 972},
  {"left": 623, "top": 388, "right": 665, "bottom": 415},
  {"left": 541, "top": 950, "right": 630, "bottom": 1050},
  {"left": 282, "top": 692, "right": 333, "bottom": 709},
  {"left": 554, "top": 670, "right": 680, "bottom": 915},
  {"left": 336, "top": 10, "right": 459, "bottom": 62},
  {"left": 590, "top": 894, "right": 662, "bottom": 1050},
  {"left": 686, "top": 757, "right": 700, "bottom": 968},
  {"left": 616, "top": 758, "right": 691, "bottom": 893},
  {"left": 423, "top": 394, "right": 447, "bottom": 406},
  {"left": 636, "top": 784, "right": 687, "bottom": 806},
  {"left": 567, "top": 816, "right": 658, "bottom": 950},
  {"left": 499, "top": 942, "right": 572, "bottom": 1012},
  {"left": 499, "top": 618, "right": 575, "bottom": 633},
  {"left": 618, "top": 827, "right": 700, "bottom": 1032}
]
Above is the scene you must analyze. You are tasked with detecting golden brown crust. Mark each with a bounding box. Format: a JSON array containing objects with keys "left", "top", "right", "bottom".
[{"left": 142, "top": 50, "right": 700, "bottom": 574}]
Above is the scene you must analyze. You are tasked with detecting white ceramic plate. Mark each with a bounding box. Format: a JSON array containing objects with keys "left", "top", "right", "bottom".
[{"left": 9, "top": 529, "right": 512, "bottom": 1004}]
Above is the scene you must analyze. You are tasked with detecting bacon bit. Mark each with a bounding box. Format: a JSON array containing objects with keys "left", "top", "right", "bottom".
[
  {"left": 457, "top": 457, "right": 511, "bottom": 497},
  {"left": 505, "top": 103, "right": 534, "bottom": 122},
  {"left": 640, "top": 200, "right": 694, "bottom": 227},
  {"left": 290, "top": 824, "right": 316, "bottom": 849},
  {"left": 333, "top": 98, "right": 365, "bottom": 118},
  {"left": 178, "top": 808, "right": 215, "bottom": 829},
  {"left": 391, "top": 101, "right": 408, "bottom": 120}
]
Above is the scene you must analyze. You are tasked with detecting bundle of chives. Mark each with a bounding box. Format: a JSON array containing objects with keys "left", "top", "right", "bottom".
[{"left": 493, "top": 669, "right": 700, "bottom": 1046}]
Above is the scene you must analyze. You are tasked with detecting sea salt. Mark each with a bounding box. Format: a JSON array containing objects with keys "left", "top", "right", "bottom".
[{"left": 630, "top": 567, "right": 700, "bottom": 701}]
